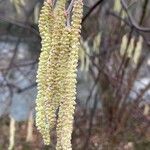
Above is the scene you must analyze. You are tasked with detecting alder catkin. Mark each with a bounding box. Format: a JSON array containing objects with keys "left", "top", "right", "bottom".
[
  {"left": 36, "top": 1, "right": 53, "bottom": 145},
  {"left": 56, "top": 0, "right": 83, "bottom": 149},
  {"left": 56, "top": 27, "right": 72, "bottom": 150},
  {"left": 36, "top": 0, "right": 83, "bottom": 149},
  {"left": 44, "top": 0, "right": 66, "bottom": 135}
]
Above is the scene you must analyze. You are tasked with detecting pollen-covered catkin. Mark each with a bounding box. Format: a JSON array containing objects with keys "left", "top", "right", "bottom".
[
  {"left": 56, "top": 27, "right": 72, "bottom": 150},
  {"left": 56, "top": 0, "right": 83, "bottom": 149},
  {"left": 35, "top": 1, "right": 53, "bottom": 145},
  {"left": 36, "top": 0, "right": 83, "bottom": 149},
  {"left": 43, "top": 0, "right": 67, "bottom": 135}
]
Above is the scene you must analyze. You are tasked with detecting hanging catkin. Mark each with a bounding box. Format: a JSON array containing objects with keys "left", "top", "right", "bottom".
[
  {"left": 36, "top": 0, "right": 83, "bottom": 149},
  {"left": 44, "top": 0, "right": 66, "bottom": 137},
  {"left": 36, "top": 1, "right": 53, "bottom": 144},
  {"left": 56, "top": 1, "right": 83, "bottom": 150}
]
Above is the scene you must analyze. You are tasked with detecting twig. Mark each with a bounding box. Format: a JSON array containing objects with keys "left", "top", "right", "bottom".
[
  {"left": 66, "top": 0, "right": 74, "bottom": 13},
  {"left": 108, "top": 11, "right": 150, "bottom": 46},
  {"left": 139, "top": 0, "right": 149, "bottom": 25},
  {"left": 66, "top": 0, "right": 75, "bottom": 27},
  {"left": 17, "top": 83, "right": 37, "bottom": 93},
  {"left": 0, "top": 15, "right": 39, "bottom": 36},
  {"left": 82, "top": 0, "right": 104, "bottom": 23}
]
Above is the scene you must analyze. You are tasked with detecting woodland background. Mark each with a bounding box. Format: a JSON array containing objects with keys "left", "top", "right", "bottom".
[{"left": 0, "top": 0, "right": 150, "bottom": 149}]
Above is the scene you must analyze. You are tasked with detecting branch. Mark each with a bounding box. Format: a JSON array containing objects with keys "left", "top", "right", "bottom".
[
  {"left": 17, "top": 83, "right": 37, "bottom": 93},
  {"left": 82, "top": 0, "right": 104, "bottom": 23},
  {"left": 108, "top": 11, "right": 150, "bottom": 46},
  {"left": 121, "top": 0, "right": 150, "bottom": 32},
  {"left": 0, "top": 14, "right": 39, "bottom": 36}
]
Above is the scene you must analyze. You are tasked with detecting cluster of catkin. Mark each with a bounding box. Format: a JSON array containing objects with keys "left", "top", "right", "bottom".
[
  {"left": 120, "top": 34, "right": 143, "bottom": 64},
  {"left": 35, "top": 0, "right": 83, "bottom": 149}
]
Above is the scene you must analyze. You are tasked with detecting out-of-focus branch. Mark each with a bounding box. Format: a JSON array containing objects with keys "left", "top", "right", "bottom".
[
  {"left": 17, "top": 83, "right": 37, "bottom": 93},
  {"left": 139, "top": 0, "right": 149, "bottom": 25},
  {"left": 82, "top": 0, "right": 104, "bottom": 23},
  {"left": 0, "top": 60, "right": 38, "bottom": 77},
  {"left": 0, "top": 14, "right": 39, "bottom": 36},
  {"left": 136, "top": 82, "right": 150, "bottom": 102},
  {"left": 108, "top": 11, "right": 150, "bottom": 46},
  {"left": 121, "top": 0, "right": 150, "bottom": 32}
]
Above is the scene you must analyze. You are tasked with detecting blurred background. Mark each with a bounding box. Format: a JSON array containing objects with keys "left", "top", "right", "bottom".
[{"left": 0, "top": 0, "right": 150, "bottom": 149}]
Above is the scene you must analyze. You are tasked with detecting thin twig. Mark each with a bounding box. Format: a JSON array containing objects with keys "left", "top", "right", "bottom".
[{"left": 82, "top": 0, "right": 104, "bottom": 23}]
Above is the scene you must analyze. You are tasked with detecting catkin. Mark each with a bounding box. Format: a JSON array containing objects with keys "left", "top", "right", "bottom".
[
  {"left": 56, "top": 1, "right": 83, "bottom": 149},
  {"left": 36, "top": 1, "right": 53, "bottom": 144},
  {"left": 56, "top": 27, "right": 72, "bottom": 150},
  {"left": 36, "top": 0, "right": 83, "bottom": 149},
  {"left": 43, "top": 0, "right": 67, "bottom": 138}
]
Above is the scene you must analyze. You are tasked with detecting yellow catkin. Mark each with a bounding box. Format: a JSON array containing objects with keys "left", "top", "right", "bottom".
[
  {"left": 36, "top": 0, "right": 83, "bottom": 149},
  {"left": 120, "top": 35, "right": 143, "bottom": 65},
  {"left": 56, "top": 0, "right": 83, "bottom": 149},
  {"left": 79, "top": 38, "right": 86, "bottom": 71},
  {"left": 127, "top": 37, "right": 135, "bottom": 57},
  {"left": 120, "top": 34, "right": 128, "bottom": 56},
  {"left": 120, "top": 34, "right": 135, "bottom": 58},
  {"left": 133, "top": 36, "right": 143, "bottom": 64},
  {"left": 113, "top": 0, "right": 121, "bottom": 13},
  {"left": 44, "top": 0, "right": 67, "bottom": 137},
  {"left": 56, "top": 27, "right": 72, "bottom": 150},
  {"left": 35, "top": 1, "right": 53, "bottom": 145},
  {"left": 113, "top": 0, "right": 126, "bottom": 25}
]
